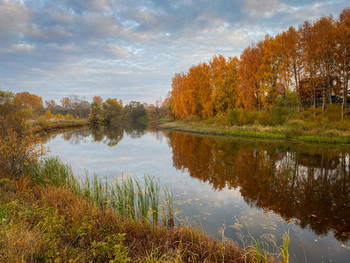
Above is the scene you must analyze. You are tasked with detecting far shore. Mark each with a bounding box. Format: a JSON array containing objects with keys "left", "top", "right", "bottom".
[{"left": 159, "top": 121, "right": 350, "bottom": 145}]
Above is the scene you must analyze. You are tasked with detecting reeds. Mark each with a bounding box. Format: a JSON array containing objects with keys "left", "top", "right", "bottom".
[
  {"left": 81, "top": 174, "right": 175, "bottom": 225},
  {"left": 31, "top": 157, "right": 175, "bottom": 226},
  {"left": 30, "top": 156, "right": 76, "bottom": 188}
]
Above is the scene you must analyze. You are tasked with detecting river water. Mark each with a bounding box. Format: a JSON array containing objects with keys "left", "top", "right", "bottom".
[{"left": 43, "top": 124, "right": 350, "bottom": 262}]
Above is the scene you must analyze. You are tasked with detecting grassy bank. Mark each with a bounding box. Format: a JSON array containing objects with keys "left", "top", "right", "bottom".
[
  {"left": 2, "top": 157, "right": 272, "bottom": 262},
  {"left": 160, "top": 121, "right": 350, "bottom": 144},
  {"left": 32, "top": 118, "right": 90, "bottom": 133}
]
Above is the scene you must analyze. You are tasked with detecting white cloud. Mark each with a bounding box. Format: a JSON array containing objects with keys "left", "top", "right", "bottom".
[
  {"left": 47, "top": 43, "right": 77, "bottom": 52},
  {"left": 105, "top": 44, "right": 131, "bottom": 57},
  {"left": 243, "top": 0, "right": 287, "bottom": 18},
  {"left": 0, "top": 0, "right": 32, "bottom": 38},
  {"left": 12, "top": 43, "right": 35, "bottom": 53}
]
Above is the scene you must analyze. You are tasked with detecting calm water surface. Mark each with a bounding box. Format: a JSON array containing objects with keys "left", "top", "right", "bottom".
[{"left": 43, "top": 125, "right": 350, "bottom": 263}]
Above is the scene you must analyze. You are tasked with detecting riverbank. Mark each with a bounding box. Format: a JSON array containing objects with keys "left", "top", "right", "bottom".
[
  {"left": 2, "top": 156, "right": 276, "bottom": 262},
  {"left": 32, "top": 118, "right": 90, "bottom": 133},
  {"left": 160, "top": 121, "right": 350, "bottom": 144}
]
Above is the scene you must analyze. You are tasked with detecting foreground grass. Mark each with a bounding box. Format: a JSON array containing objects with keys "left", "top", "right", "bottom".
[
  {"left": 0, "top": 157, "right": 249, "bottom": 262},
  {"left": 160, "top": 121, "right": 350, "bottom": 144}
]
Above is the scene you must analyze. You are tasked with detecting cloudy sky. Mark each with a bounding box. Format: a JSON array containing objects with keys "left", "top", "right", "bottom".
[{"left": 0, "top": 0, "right": 348, "bottom": 104}]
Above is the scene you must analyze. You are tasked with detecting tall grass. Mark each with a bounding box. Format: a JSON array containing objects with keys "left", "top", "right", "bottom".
[
  {"left": 281, "top": 231, "right": 290, "bottom": 263},
  {"left": 31, "top": 156, "right": 77, "bottom": 188},
  {"left": 30, "top": 157, "right": 174, "bottom": 226}
]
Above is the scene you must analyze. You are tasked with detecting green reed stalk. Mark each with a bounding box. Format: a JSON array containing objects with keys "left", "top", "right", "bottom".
[
  {"left": 281, "top": 231, "right": 290, "bottom": 263},
  {"left": 164, "top": 187, "right": 174, "bottom": 227}
]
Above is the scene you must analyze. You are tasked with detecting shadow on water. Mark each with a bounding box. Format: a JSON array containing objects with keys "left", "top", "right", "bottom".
[{"left": 167, "top": 131, "right": 350, "bottom": 243}]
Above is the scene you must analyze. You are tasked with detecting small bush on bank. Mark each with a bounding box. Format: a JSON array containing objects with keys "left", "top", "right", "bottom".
[
  {"left": 324, "top": 104, "right": 344, "bottom": 122},
  {"left": 257, "top": 111, "right": 274, "bottom": 126},
  {"left": 272, "top": 106, "right": 295, "bottom": 125},
  {"left": 227, "top": 109, "right": 240, "bottom": 126},
  {"left": 239, "top": 110, "right": 257, "bottom": 125}
]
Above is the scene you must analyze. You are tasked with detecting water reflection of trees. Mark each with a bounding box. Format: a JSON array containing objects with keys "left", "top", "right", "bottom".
[
  {"left": 123, "top": 121, "right": 147, "bottom": 138},
  {"left": 168, "top": 132, "right": 350, "bottom": 242},
  {"left": 90, "top": 126, "right": 124, "bottom": 146}
]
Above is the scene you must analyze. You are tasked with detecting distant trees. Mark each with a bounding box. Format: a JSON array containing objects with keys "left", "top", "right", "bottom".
[
  {"left": 145, "top": 96, "right": 172, "bottom": 120},
  {"left": 89, "top": 98, "right": 123, "bottom": 125},
  {"left": 16, "top": 91, "right": 44, "bottom": 115},
  {"left": 124, "top": 101, "right": 147, "bottom": 122},
  {"left": 59, "top": 96, "right": 90, "bottom": 118},
  {"left": 170, "top": 7, "right": 350, "bottom": 119},
  {"left": 92, "top": 96, "right": 103, "bottom": 106},
  {"left": 45, "top": 99, "right": 56, "bottom": 110}
]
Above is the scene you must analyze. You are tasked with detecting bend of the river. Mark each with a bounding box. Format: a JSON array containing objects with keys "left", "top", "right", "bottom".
[{"left": 42, "top": 124, "right": 350, "bottom": 263}]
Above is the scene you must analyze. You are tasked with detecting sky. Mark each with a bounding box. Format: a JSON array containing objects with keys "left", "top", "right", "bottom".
[{"left": 0, "top": 0, "right": 349, "bottom": 104}]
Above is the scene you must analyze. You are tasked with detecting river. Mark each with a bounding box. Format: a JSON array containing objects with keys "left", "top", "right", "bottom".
[{"left": 42, "top": 124, "right": 350, "bottom": 263}]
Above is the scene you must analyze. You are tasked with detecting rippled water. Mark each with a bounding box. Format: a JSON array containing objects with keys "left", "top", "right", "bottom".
[{"left": 43, "top": 124, "right": 350, "bottom": 263}]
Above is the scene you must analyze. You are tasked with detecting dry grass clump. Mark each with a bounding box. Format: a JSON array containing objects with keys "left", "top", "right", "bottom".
[{"left": 118, "top": 219, "right": 244, "bottom": 262}]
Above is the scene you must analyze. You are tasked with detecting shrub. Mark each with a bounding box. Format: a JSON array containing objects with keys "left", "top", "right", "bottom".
[
  {"left": 324, "top": 129, "right": 342, "bottom": 137},
  {"left": 324, "top": 104, "right": 344, "bottom": 122},
  {"left": 212, "top": 113, "right": 226, "bottom": 125},
  {"left": 303, "top": 106, "right": 323, "bottom": 121},
  {"left": 272, "top": 106, "right": 292, "bottom": 125},
  {"left": 332, "top": 119, "right": 350, "bottom": 131},
  {"left": 286, "top": 119, "right": 304, "bottom": 127},
  {"left": 0, "top": 91, "right": 46, "bottom": 178},
  {"left": 257, "top": 111, "right": 274, "bottom": 126},
  {"left": 36, "top": 116, "right": 49, "bottom": 128},
  {"left": 44, "top": 110, "right": 54, "bottom": 119},
  {"left": 0, "top": 127, "right": 46, "bottom": 178},
  {"left": 227, "top": 109, "right": 240, "bottom": 126},
  {"left": 239, "top": 110, "right": 257, "bottom": 125}
]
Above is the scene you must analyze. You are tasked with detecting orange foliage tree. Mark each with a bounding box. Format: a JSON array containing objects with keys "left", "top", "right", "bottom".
[
  {"left": 16, "top": 91, "right": 44, "bottom": 115},
  {"left": 170, "top": 7, "right": 350, "bottom": 119},
  {"left": 236, "top": 42, "right": 263, "bottom": 111}
]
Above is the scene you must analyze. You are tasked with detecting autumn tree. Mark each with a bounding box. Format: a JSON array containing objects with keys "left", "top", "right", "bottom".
[
  {"left": 312, "top": 16, "right": 338, "bottom": 111},
  {"left": 236, "top": 42, "right": 263, "bottom": 111},
  {"left": 89, "top": 103, "right": 102, "bottom": 125},
  {"left": 69, "top": 95, "right": 90, "bottom": 118},
  {"left": 101, "top": 98, "right": 123, "bottom": 124},
  {"left": 124, "top": 101, "right": 147, "bottom": 121},
  {"left": 61, "top": 97, "right": 72, "bottom": 109},
  {"left": 45, "top": 99, "right": 56, "bottom": 110},
  {"left": 336, "top": 7, "right": 350, "bottom": 116},
  {"left": 92, "top": 96, "right": 103, "bottom": 106},
  {"left": 257, "top": 35, "right": 285, "bottom": 109},
  {"left": 209, "top": 55, "right": 239, "bottom": 114},
  {"left": 171, "top": 72, "right": 186, "bottom": 118},
  {"left": 187, "top": 63, "right": 211, "bottom": 117},
  {"left": 298, "top": 20, "right": 320, "bottom": 107},
  {"left": 0, "top": 91, "right": 44, "bottom": 177},
  {"left": 16, "top": 91, "right": 44, "bottom": 115},
  {"left": 279, "top": 27, "right": 302, "bottom": 92}
]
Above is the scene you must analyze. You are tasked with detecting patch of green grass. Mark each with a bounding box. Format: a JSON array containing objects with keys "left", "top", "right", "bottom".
[
  {"left": 298, "top": 135, "right": 350, "bottom": 144},
  {"left": 161, "top": 121, "right": 350, "bottom": 144}
]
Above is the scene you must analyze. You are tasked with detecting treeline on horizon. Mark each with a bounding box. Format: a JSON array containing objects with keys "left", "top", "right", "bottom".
[
  {"left": 4, "top": 91, "right": 171, "bottom": 124},
  {"left": 170, "top": 7, "right": 350, "bottom": 122}
]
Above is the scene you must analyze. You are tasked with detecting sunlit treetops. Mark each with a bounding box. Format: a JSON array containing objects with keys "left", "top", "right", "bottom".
[{"left": 170, "top": 7, "right": 350, "bottom": 118}]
